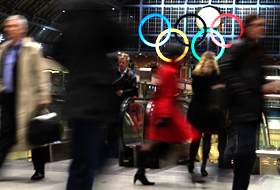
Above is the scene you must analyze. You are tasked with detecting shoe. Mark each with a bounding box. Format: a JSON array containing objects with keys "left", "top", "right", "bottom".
[
  {"left": 31, "top": 171, "right": 45, "bottom": 180},
  {"left": 200, "top": 168, "right": 208, "bottom": 177},
  {"left": 133, "top": 169, "right": 155, "bottom": 185},
  {"left": 188, "top": 163, "right": 194, "bottom": 173}
]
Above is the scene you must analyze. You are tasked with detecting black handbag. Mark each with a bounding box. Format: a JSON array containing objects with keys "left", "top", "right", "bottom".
[
  {"left": 27, "top": 109, "right": 62, "bottom": 145},
  {"left": 207, "top": 83, "right": 231, "bottom": 112}
]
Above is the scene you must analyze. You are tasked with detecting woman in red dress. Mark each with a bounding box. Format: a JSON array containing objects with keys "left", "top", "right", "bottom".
[{"left": 134, "top": 45, "right": 200, "bottom": 185}]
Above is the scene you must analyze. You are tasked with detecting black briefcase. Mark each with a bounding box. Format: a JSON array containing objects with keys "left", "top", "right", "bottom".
[{"left": 27, "top": 110, "right": 62, "bottom": 145}]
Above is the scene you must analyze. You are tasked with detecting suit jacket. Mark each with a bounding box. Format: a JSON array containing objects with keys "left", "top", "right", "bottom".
[
  {"left": 0, "top": 37, "right": 50, "bottom": 151},
  {"left": 112, "top": 68, "right": 138, "bottom": 106}
]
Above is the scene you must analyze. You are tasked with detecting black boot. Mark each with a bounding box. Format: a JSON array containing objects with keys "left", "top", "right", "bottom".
[
  {"left": 134, "top": 149, "right": 155, "bottom": 185},
  {"left": 31, "top": 171, "right": 45, "bottom": 180},
  {"left": 188, "top": 163, "right": 194, "bottom": 173},
  {"left": 201, "top": 163, "right": 208, "bottom": 177},
  {"left": 134, "top": 168, "right": 155, "bottom": 185}
]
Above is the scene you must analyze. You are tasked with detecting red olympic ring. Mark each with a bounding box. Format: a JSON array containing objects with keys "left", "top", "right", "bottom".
[{"left": 210, "top": 13, "right": 244, "bottom": 48}]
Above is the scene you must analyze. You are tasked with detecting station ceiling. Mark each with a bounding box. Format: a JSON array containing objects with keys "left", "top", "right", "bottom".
[{"left": 0, "top": 0, "right": 126, "bottom": 51}]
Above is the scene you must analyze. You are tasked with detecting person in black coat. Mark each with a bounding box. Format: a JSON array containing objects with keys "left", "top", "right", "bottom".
[
  {"left": 219, "top": 14, "right": 269, "bottom": 190},
  {"left": 107, "top": 53, "right": 138, "bottom": 158},
  {"left": 112, "top": 53, "right": 138, "bottom": 105},
  {"left": 187, "top": 51, "right": 225, "bottom": 177},
  {"left": 52, "top": 1, "right": 128, "bottom": 190}
]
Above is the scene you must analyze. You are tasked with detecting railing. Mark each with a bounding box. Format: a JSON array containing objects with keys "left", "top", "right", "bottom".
[
  {"left": 118, "top": 97, "right": 150, "bottom": 167},
  {"left": 258, "top": 112, "right": 271, "bottom": 150},
  {"left": 118, "top": 97, "right": 190, "bottom": 167}
]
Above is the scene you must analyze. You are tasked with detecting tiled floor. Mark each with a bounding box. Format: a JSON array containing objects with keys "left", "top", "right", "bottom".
[{"left": 0, "top": 159, "right": 279, "bottom": 190}]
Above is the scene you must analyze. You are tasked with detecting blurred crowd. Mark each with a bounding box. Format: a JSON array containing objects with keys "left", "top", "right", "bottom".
[{"left": 0, "top": 1, "right": 279, "bottom": 190}]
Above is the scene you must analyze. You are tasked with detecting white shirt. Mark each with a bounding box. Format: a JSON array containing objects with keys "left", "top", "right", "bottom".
[{"left": 118, "top": 67, "right": 128, "bottom": 78}]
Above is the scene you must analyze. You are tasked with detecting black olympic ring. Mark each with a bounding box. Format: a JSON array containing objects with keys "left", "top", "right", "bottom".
[{"left": 174, "top": 14, "right": 207, "bottom": 47}]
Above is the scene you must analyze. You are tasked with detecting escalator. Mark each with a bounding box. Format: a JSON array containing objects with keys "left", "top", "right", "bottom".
[
  {"left": 256, "top": 95, "right": 280, "bottom": 175},
  {"left": 118, "top": 97, "right": 191, "bottom": 168},
  {"left": 117, "top": 96, "right": 280, "bottom": 175}
]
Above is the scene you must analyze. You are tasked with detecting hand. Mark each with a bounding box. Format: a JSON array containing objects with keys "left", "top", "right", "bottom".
[
  {"left": 156, "top": 118, "right": 169, "bottom": 129},
  {"left": 37, "top": 104, "right": 49, "bottom": 109},
  {"left": 261, "top": 81, "right": 280, "bottom": 94},
  {"left": 116, "top": 90, "right": 123, "bottom": 97}
]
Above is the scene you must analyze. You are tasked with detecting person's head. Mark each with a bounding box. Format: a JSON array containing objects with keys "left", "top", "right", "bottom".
[
  {"left": 163, "top": 42, "right": 185, "bottom": 63},
  {"left": 192, "top": 51, "right": 220, "bottom": 77},
  {"left": 118, "top": 53, "right": 130, "bottom": 72},
  {"left": 243, "top": 13, "right": 265, "bottom": 41},
  {"left": 2, "top": 15, "right": 28, "bottom": 42}
]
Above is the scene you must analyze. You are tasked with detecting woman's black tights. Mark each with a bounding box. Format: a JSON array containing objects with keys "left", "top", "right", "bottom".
[{"left": 189, "top": 134, "right": 212, "bottom": 171}]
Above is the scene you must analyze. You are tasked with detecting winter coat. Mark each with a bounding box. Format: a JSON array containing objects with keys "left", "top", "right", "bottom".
[
  {"left": 145, "top": 64, "right": 200, "bottom": 143},
  {"left": 112, "top": 67, "right": 138, "bottom": 106},
  {"left": 187, "top": 71, "right": 224, "bottom": 134},
  {"left": 52, "top": 1, "right": 129, "bottom": 123},
  {"left": 219, "top": 38, "right": 266, "bottom": 122},
  {"left": 0, "top": 37, "right": 51, "bottom": 151}
]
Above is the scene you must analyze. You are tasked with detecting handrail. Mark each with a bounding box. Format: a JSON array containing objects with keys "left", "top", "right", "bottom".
[
  {"left": 263, "top": 94, "right": 280, "bottom": 99},
  {"left": 259, "top": 112, "right": 270, "bottom": 149},
  {"left": 256, "top": 150, "right": 280, "bottom": 158},
  {"left": 118, "top": 97, "right": 151, "bottom": 155}
]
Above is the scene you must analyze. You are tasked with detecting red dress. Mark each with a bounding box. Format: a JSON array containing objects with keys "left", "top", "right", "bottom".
[{"left": 144, "top": 63, "right": 200, "bottom": 143}]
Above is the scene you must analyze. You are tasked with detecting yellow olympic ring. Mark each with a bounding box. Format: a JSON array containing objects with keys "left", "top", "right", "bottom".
[{"left": 155, "top": 28, "right": 189, "bottom": 62}]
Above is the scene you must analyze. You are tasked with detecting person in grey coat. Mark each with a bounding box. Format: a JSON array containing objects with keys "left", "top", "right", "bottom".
[{"left": 0, "top": 15, "right": 50, "bottom": 180}]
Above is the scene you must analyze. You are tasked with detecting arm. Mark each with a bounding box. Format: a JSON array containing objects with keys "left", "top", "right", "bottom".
[{"left": 32, "top": 45, "right": 51, "bottom": 107}]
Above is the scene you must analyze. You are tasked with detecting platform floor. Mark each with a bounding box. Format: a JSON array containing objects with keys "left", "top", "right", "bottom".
[{"left": 0, "top": 159, "right": 279, "bottom": 190}]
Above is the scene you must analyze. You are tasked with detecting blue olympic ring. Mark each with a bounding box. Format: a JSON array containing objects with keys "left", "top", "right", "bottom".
[
  {"left": 138, "top": 13, "right": 172, "bottom": 48},
  {"left": 191, "top": 29, "right": 225, "bottom": 61}
]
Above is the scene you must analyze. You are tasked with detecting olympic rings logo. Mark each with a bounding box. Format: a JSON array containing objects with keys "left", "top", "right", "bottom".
[{"left": 138, "top": 13, "right": 244, "bottom": 62}]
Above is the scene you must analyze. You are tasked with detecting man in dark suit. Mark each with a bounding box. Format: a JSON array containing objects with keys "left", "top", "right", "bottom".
[
  {"left": 107, "top": 53, "right": 138, "bottom": 158},
  {"left": 113, "top": 53, "right": 138, "bottom": 101}
]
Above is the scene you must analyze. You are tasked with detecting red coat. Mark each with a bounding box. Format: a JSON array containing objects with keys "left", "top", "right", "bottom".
[{"left": 145, "top": 64, "right": 200, "bottom": 143}]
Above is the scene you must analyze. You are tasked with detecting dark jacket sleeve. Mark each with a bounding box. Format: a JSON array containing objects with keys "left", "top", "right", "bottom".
[{"left": 219, "top": 40, "right": 250, "bottom": 96}]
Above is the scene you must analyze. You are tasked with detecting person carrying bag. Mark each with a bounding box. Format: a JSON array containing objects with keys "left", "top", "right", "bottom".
[{"left": 187, "top": 51, "right": 226, "bottom": 176}]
